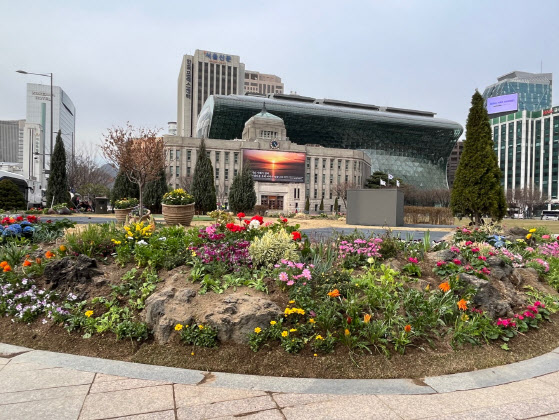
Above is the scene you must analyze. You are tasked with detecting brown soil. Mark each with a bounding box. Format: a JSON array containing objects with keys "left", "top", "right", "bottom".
[{"left": 2, "top": 312, "right": 559, "bottom": 379}]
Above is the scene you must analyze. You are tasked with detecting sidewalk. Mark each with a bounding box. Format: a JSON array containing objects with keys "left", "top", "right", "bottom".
[{"left": 2, "top": 343, "right": 559, "bottom": 419}]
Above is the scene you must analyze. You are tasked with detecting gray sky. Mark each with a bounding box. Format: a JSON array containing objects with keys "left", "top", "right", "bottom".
[{"left": 1, "top": 1, "right": 558, "bottom": 152}]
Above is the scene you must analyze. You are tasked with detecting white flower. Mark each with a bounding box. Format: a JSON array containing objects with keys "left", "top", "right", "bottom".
[
  {"left": 136, "top": 240, "right": 148, "bottom": 246},
  {"left": 159, "top": 237, "right": 167, "bottom": 241},
  {"left": 248, "top": 219, "right": 261, "bottom": 230}
]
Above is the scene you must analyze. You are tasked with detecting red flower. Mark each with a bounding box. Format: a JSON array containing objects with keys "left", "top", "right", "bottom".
[
  {"left": 251, "top": 215, "right": 264, "bottom": 225},
  {"left": 280, "top": 218, "right": 287, "bottom": 223},
  {"left": 243, "top": 220, "right": 250, "bottom": 225},
  {"left": 46, "top": 220, "right": 52, "bottom": 224},
  {"left": 237, "top": 212, "right": 245, "bottom": 219},
  {"left": 16, "top": 216, "right": 23, "bottom": 222},
  {"left": 452, "top": 259, "right": 462, "bottom": 265},
  {"left": 292, "top": 231, "right": 302, "bottom": 241},
  {"left": 404, "top": 324, "right": 412, "bottom": 333}
]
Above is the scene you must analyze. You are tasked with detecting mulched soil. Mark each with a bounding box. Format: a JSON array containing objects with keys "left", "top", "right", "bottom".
[{"left": 2, "top": 312, "right": 559, "bottom": 379}]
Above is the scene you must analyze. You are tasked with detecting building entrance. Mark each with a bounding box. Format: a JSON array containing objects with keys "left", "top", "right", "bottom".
[{"left": 261, "top": 195, "right": 284, "bottom": 210}]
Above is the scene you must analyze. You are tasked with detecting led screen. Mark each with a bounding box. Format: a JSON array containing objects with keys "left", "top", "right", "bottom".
[
  {"left": 486, "top": 94, "right": 518, "bottom": 114},
  {"left": 242, "top": 149, "right": 306, "bottom": 183}
]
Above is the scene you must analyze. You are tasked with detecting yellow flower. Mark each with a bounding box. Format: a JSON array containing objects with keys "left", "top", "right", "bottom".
[
  {"left": 136, "top": 225, "right": 141, "bottom": 232},
  {"left": 270, "top": 320, "right": 277, "bottom": 325},
  {"left": 85, "top": 310, "right": 94, "bottom": 318},
  {"left": 289, "top": 328, "right": 297, "bottom": 332},
  {"left": 191, "top": 352, "right": 195, "bottom": 356},
  {"left": 254, "top": 327, "right": 262, "bottom": 334},
  {"left": 191, "top": 251, "right": 197, "bottom": 257},
  {"left": 315, "top": 335, "right": 324, "bottom": 340},
  {"left": 59, "top": 245, "right": 67, "bottom": 252},
  {"left": 198, "top": 325, "right": 204, "bottom": 330},
  {"left": 313, "top": 353, "right": 318, "bottom": 357},
  {"left": 529, "top": 228, "right": 537, "bottom": 233},
  {"left": 526, "top": 234, "right": 532, "bottom": 239},
  {"left": 461, "top": 314, "right": 470, "bottom": 322},
  {"left": 289, "top": 300, "right": 295, "bottom": 304},
  {"left": 175, "top": 324, "right": 183, "bottom": 331},
  {"left": 309, "top": 318, "right": 316, "bottom": 324},
  {"left": 185, "top": 325, "right": 189, "bottom": 328},
  {"left": 344, "top": 329, "right": 350, "bottom": 336},
  {"left": 281, "top": 331, "right": 288, "bottom": 337},
  {"left": 111, "top": 239, "right": 122, "bottom": 245}
]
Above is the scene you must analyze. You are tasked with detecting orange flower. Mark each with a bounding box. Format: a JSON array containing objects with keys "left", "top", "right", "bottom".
[
  {"left": 0, "top": 261, "right": 7, "bottom": 268},
  {"left": 404, "top": 324, "right": 412, "bottom": 333},
  {"left": 36, "top": 258, "right": 42, "bottom": 265},
  {"left": 45, "top": 251, "right": 55, "bottom": 259},
  {"left": 438, "top": 282, "right": 450, "bottom": 293},
  {"left": 3, "top": 265, "right": 12, "bottom": 272},
  {"left": 23, "top": 260, "right": 32, "bottom": 267},
  {"left": 344, "top": 329, "right": 350, "bottom": 336},
  {"left": 327, "top": 289, "right": 340, "bottom": 298},
  {"left": 457, "top": 299, "right": 468, "bottom": 311},
  {"left": 363, "top": 314, "right": 371, "bottom": 324}
]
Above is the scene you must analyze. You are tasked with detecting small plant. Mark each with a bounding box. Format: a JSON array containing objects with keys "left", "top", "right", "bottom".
[
  {"left": 249, "top": 228, "right": 299, "bottom": 268},
  {"left": 401, "top": 257, "right": 422, "bottom": 277},
  {"left": 161, "top": 188, "right": 194, "bottom": 205},
  {"left": 114, "top": 198, "right": 139, "bottom": 209},
  {"left": 176, "top": 323, "right": 218, "bottom": 347}
]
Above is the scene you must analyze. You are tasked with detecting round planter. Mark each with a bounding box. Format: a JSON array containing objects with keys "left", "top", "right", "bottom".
[
  {"left": 162, "top": 203, "right": 195, "bottom": 226},
  {"left": 114, "top": 208, "right": 132, "bottom": 224}
]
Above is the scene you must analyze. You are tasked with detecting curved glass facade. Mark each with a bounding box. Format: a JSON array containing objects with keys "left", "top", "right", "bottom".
[{"left": 197, "top": 95, "right": 463, "bottom": 189}]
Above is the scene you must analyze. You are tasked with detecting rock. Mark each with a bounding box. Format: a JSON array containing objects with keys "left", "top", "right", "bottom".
[
  {"left": 144, "top": 286, "right": 282, "bottom": 344},
  {"left": 487, "top": 256, "right": 504, "bottom": 267},
  {"left": 458, "top": 273, "right": 513, "bottom": 318},
  {"left": 511, "top": 267, "right": 540, "bottom": 288},
  {"left": 47, "top": 208, "right": 57, "bottom": 215},
  {"left": 57, "top": 207, "right": 71, "bottom": 215},
  {"left": 434, "top": 249, "right": 455, "bottom": 262},
  {"left": 43, "top": 255, "right": 104, "bottom": 299},
  {"left": 507, "top": 227, "right": 529, "bottom": 241}
]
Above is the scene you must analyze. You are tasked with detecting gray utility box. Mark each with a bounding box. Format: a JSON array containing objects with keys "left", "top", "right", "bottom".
[
  {"left": 94, "top": 197, "right": 109, "bottom": 214},
  {"left": 347, "top": 189, "right": 404, "bottom": 226}
]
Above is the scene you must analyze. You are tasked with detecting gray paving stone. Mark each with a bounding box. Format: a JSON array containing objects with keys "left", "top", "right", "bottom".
[
  {"left": 90, "top": 378, "right": 170, "bottom": 394},
  {"left": 272, "top": 392, "right": 337, "bottom": 408},
  {"left": 0, "top": 395, "right": 86, "bottom": 420},
  {"left": 0, "top": 358, "right": 9, "bottom": 365},
  {"left": 0, "top": 384, "right": 90, "bottom": 405},
  {"left": 427, "top": 405, "right": 515, "bottom": 420},
  {"left": 176, "top": 395, "right": 277, "bottom": 419},
  {"left": 0, "top": 343, "right": 30, "bottom": 357},
  {"left": 95, "top": 373, "right": 131, "bottom": 382},
  {"left": 0, "top": 361, "right": 57, "bottom": 373},
  {"left": 282, "top": 395, "right": 401, "bottom": 420},
  {"left": 213, "top": 409, "right": 285, "bottom": 420},
  {"left": 0, "top": 366, "right": 94, "bottom": 393},
  {"left": 109, "top": 411, "right": 176, "bottom": 420},
  {"left": 79, "top": 385, "right": 174, "bottom": 420},
  {"left": 174, "top": 384, "right": 266, "bottom": 407},
  {"left": 377, "top": 393, "right": 453, "bottom": 419},
  {"left": 533, "top": 415, "right": 559, "bottom": 420}
]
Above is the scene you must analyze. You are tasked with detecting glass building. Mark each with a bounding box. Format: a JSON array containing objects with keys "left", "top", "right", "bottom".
[
  {"left": 196, "top": 94, "right": 463, "bottom": 189},
  {"left": 491, "top": 106, "right": 559, "bottom": 200},
  {"left": 483, "top": 71, "right": 552, "bottom": 112}
]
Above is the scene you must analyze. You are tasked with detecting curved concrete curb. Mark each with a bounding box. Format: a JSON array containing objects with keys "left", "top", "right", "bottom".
[{"left": 2, "top": 342, "right": 559, "bottom": 395}]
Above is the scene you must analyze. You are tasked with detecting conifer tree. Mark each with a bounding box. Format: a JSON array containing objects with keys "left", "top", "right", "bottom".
[
  {"left": 0, "top": 179, "right": 26, "bottom": 210},
  {"left": 46, "top": 131, "right": 71, "bottom": 207},
  {"left": 334, "top": 196, "right": 339, "bottom": 213},
  {"left": 451, "top": 91, "right": 506, "bottom": 225},
  {"left": 228, "top": 161, "right": 256, "bottom": 213},
  {"left": 144, "top": 169, "right": 169, "bottom": 213},
  {"left": 191, "top": 138, "right": 216, "bottom": 213},
  {"left": 304, "top": 196, "right": 310, "bottom": 213},
  {"left": 319, "top": 197, "right": 324, "bottom": 212},
  {"left": 111, "top": 171, "right": 139, "bottom": 205}
]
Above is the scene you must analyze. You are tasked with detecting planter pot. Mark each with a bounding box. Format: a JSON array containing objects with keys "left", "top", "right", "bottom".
[
  {"left": 162, "top": 203, "right": 195, "bottom": 226},
  {"left": 114, "top": 208, "right": 132, "bottom": 224}
]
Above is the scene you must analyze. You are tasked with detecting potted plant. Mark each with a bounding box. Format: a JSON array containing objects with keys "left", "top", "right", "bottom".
[
  {"left": 114, "top": 198, "right": 138, "bottom": 224},
  {"left": 161, "top": 189, "right": 195, "bottom": 226}
]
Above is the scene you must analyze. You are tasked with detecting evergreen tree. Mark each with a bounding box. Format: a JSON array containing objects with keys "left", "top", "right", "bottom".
[
  {"left": 304, "top": 196, "right": 310, "bottom": 213},
  {"left": 228, "top": 161, "right": 256, "bottom": 213},
  {"left": 334, "top": 196, "right": 339, "bottom": 213},
  {"left": 451, "top": 91, "right": 506, "bottom": 225},
  {"left": 0, "top": 179, "right": 26, "bottom": 210},
  {"left": 111, "top": 171, "right": 139, "bottom": 205},
  {"left": 365, "top": 171, "right": 397, "bottom": 189},
  {"left": 144, "top": 169, "right": 169, "bottom": 213},
  {"left": 319, "top": 197, "right": 324, "bottom": 212},
  {"left": 46, "top": 131, "right": 70, "bottom": 207},
  {"left": 191, "top": 138, "right": 217, "bottom": 213}
]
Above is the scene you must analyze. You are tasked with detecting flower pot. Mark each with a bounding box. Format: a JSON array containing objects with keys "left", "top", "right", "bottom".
[
  {"left": 162, "top": 203, "right": 195, "bottom": 226},
  {"left": 114, "top": 208, "right": 132, "bottom": 224}
]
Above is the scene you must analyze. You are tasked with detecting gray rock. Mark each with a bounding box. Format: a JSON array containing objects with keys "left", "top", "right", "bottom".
[
  {"left": 43, "top": 255, "right": 104, "bottom": 299},
  {"left": 434, "top": 249, "right": 455, "bottom": 262},
  {"left": 487, "top": 256, "right": 504, "bottom": 267},
  {"left": 458, "top": 273, "right": 513, "bottom": 318}
]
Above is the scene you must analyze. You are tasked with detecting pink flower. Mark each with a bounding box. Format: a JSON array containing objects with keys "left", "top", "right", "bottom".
[
  {"left": 453, "top": 259, "right": 462, "bottom": 265},
  {"left": 436, "top": 261, "right": 445, "bottom": 267},
  {"left": 534, "top": 301, "right": 542, "bottom": 307},
  {"left": 465, "top": 241, "right": 473, "bottom": 246},
  {"left": 450, "top": 246, "right": 460, "bottom": 253},
  {"left": 542, "top": 235, "right": 550, "bottom": 239},
  {"left": 286, "top": 280, "right": 294, "bottom": 286},
  {"left": 478, "top": 255, "right": 487, "bottom": 261},
  {"left": 408, "top": 257, "right": 419, "bottom": 264},
  {"left": 471, "top": 247, "right": 480, "bottom": 253},
  {"left": 481, "top": 267, "right": 491, "bottom": 275}
]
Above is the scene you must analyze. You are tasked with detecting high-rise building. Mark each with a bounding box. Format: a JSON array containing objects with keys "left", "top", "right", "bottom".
[
  {"left": 483, "top": 71, "right": 552, "bottom": 113},
  {"left": 25, "top": 83, "right": 75, "bottom": 163},
  {"left": 244, "top": 71, "right": 284, "bottom": 95},
  {"left": 0, "top": 120, "right": 25, "bottom": 164},
  {"left": 177, "top": 50, "right": 245, "bottom": 137},
  {"left": 446, "top": 140, "right": 464, "bottom": 188}
]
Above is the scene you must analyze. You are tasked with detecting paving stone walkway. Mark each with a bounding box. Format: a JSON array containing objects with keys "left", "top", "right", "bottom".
[{"left": 2, "top": 343, "right": 559, "bottom": 419}]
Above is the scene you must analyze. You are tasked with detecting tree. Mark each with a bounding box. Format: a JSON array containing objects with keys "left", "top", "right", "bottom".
[
  {"left": 333, "top": 196, "right": 339, "bottom": 213},
  {"left": 191, "top": 138, "right": 217, "bottom": 213},
  {"left": 0, "top": 179, "right": 26, "bottom": 210},
  {"left": 451, "top": 91, "right": 506, "bottom": 225},
  {"left": 228, "top": 161, "right": 256, "bottom": 213},
  {"left": 144, "top": 169, "right": 169, "bottom": 213},
  {"left": 101, "top": 123, "right": 164, "bottom": 218},
  {"left": 507, "top": 187, "right": 550, "bottom": 218},
  {"left": 111, "top": 170, "right": 139, "bottom": 205},
  {"left": 68, "top": 146, "right": 113, "bottom": 194},
  {"left": 304, "top": 196, "right": 310, "bottom": 213},
  {"left": 46, "top": 131, "right": 71, "bottom": 207},
  {"left": 365, "top": 171, "right": 398, "bottom": 189},
  {"left": 319, "top": 197, "right": 324, "bottom": 212},
  {"left": 333, "top": 181, "right": 357, "bottom": 211}
]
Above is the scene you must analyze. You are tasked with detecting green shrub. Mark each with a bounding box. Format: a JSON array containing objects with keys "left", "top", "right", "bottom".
[
  {"left": 65, "top": 223, "right": 120, "bottom": 257},
  {"left": 249, "top": 228, "right": 299, "bottom": 268},
  {"left": 0, "top": 180, "right": 26, "bottom": 210}
]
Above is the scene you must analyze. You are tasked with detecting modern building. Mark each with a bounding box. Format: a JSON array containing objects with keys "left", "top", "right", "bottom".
[
  {"left": 490, "top": 106, "right": 559, "bottom": 201},
  {"left": 164, "top": 108, "right": 370, "bottom": 213},
  {"left": 195, "top": 94, "right": 463, "bottom": 189},
  {"left": 483, "top": 71, "right": 552, "bottom": 113},
  {"left": 0, "top": 119, "right": 25, "bottom": 165},
  {"left": 446, "top": 140, "right": 464, "bottom": 188},
  {"left": 244, "top": 71, "right": 284, "bottom": 95},
  {"left": 25, "top": 83, "right": 76, "bottom": 165},
  {"left": 177, "top": 50, "right": 245, "bottom": 137}
]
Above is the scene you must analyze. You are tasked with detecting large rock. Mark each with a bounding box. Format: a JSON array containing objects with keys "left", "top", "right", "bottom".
[
  {"left": 506, "top": 227, "right": 529, "bottom": 241},
  {"left": 43, "top": 255, "right": 105, "bottom": 298},
  {"left": 458, "top": 273, "right": 514, "bottom": 318},
  {"left": 144, "top": 279, "right": 282, "bottom": 344}
]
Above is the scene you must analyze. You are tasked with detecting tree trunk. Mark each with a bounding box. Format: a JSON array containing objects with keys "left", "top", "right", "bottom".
[
  {"left": 138, "top": 182, "right": 144, "bottom": 219},
  {"left": 474, "top": 212, "right": 481, "bottom": 227}
]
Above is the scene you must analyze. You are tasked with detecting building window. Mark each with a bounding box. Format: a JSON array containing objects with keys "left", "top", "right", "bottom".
[
  {"left": 176, "top": 150, "right": 181, "bottom": 161},
  {"left": 330, "top": 159, "right": 334, "bottom": 169},
  {"left": 306, "top": 158, "right": 310, "bottom": 169},
  {"left": 170, "top": 150, "right": 174, "bottom": 160},
  {"left": 314, "top": 204, "right": 318, "bottom": 211},
  {"left": 322, "top": 190, "right": 325, "bottom": 199},
  {"left": 338, "top": 160, "right": 341, "bottom": 170},
  {"left": 330, "top": 174, "right": 333, "bottom": 184},
  {"left": 216, "top": 151, "right": 220, "bottom": 162},
  {"left": 234, "top": 152, "right": 239, "bottom": 164},
  {"left": 225, "top": 168, "right": 229, "bottom": 180},
  {"left": 329, "top": 191, "right": 332, "bottom": 199},
  {"left": 225, "top": 152, "right": 230, "bottom": 163},
  {"left": 314, "top": 174, "right": 318, "bottom": 183},
  {"left": 314, "top": 158, "right": 318, "bottom": 169},
  {"left": 187, "top": 166, "right": 191, "bottom": 176},
  {"left": 216, "top": 168, "right": 219, "bottom": 179},
  {"left": 234, "top": 169, "right": 238, "bottom": 177},
  {"left": 169, "top": 166, "right": 173, "bottom": 175},
  {"left": 314, "top": 189, "right": 317, "bottom": 199},
  {"left": 322, "top": 174, "right": 325, "bottom": 183},
  {"left": 337, "top": 175, "right": 341, "bottom": 182},
  {"left": 207, "top": 151, "right": 211, "bottom": 158},
  {"left": 176, "top": 166, "right": 180, "bottom": 176},
  {"left": 353, "top": 161, "right": 356, "bottom": 170},
  {"left": 345, "top": 175, "right": 348, "bottom": 182},
  {"left": 322, "top": 159, "right": 326, "bottom": 169},
  {"left": 306, "top": 173, "right": 310, "bottom": 182},
  {"left": 345, "top": 160, "right": 349, "bottom": 170},
  {"left": 187, "top": 150, "right": 191, "bottom": 161}
]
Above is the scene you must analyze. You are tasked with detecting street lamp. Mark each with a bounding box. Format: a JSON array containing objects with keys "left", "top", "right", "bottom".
[{"left": 16, "top": 70, "right": 54, "bottom": 157}]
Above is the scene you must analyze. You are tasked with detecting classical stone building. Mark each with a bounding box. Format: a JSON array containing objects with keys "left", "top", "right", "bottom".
[{"left": 164, "top": 108, "right": 370, "bottom": 213}]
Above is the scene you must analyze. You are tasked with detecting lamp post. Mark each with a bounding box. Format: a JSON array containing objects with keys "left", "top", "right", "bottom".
[{"left": 16, "top": 70, "right": 54, "bottom": 157}]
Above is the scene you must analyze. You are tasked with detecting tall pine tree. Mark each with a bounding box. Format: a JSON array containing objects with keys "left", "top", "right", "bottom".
[
  {"left": 191, "top": 138, "right": 216, "bottom": 213},
  {"left": 46, "top": 131, "right": 71, "bottom": 207},
  {"left": 144, "top": 169, "right": 169, "bottom": 213},
  {"left": 451, "top": 91, "right": 506, "bottom": 225},
  {"left": 228, "top": 161, "right": 256, "bottom": 213},
  {"left": 111, "top": 171, "right": 139, "bottom": 206}
]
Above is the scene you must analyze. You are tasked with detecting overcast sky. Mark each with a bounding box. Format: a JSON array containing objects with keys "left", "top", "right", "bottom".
[{"left": 1, "top": 1, "right": 558, "bottom": 153}]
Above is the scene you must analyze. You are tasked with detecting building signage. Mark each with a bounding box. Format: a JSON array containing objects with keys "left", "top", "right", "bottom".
[
  {"left": 543, "top": 107, "right": 559, "bottom": 116},
  {"left": 543, "top": 109, "right": 552, "bottom": 116},
  {"left": 32, "top": 91, "right": 51, "bottom": 101},
  {"left": 185, "top": 59, "right": 192, "bottom": 99},
  {"left": 242, "top": 150, "right": 306, "bottom": 183},
  {"left": 203, "top": 51, "right": 232, "bottom": 63},
  {"left": 486, "top": 93, "right": 518, "bottom": 115}
]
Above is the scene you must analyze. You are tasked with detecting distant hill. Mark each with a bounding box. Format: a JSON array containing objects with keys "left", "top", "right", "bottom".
[{"left": 99, "top": 163, "right": 118, "bottom": 188}]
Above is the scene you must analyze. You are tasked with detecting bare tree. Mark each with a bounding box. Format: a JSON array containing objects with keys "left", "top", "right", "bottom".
[
  {"left": 67, "top": 146, "right": 113, "bottom": 194},
  {"left": 215, "top": 183, "right": 228, "bottom": 209},
  {"left": 176, "top": 175, "right": 193, "bottom": 192},
  {"left": 507, "top": 187, "right": 550, "bottom": 217},
  {"left": 333, "top": 181, "right": 357, "bottom": 210},
  {"left": 101, "top": 123, "right": 164, "bottom": 218}
]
